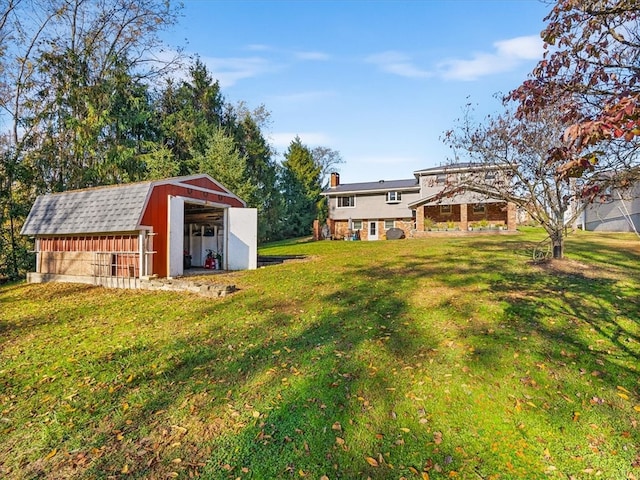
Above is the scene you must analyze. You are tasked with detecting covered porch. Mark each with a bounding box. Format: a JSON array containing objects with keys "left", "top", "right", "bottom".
[{"left": 411, "top": 194, "right": 517, "bottom": 233}]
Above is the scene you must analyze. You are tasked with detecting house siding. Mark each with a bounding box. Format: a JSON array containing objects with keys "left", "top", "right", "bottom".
[
  {"left": 583, "top": 185, "right": 640, "bottom": 232},
  {"left": 328, "top": 191, "right": 420, "bottom": 220},
  {"left": 323, "top": 164, "right": 516, "bottom": 240}
]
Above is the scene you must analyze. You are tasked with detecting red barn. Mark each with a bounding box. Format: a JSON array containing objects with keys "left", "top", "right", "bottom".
[{"left": 21, "top": 175, "right": 257, "bottom": 288}]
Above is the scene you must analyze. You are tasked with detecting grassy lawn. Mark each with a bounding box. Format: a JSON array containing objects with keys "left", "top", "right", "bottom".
[{"left": 1, "top": 228, "right": 639, "bottom": 479}]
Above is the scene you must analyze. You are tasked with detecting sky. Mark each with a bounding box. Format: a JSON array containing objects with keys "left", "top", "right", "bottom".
[{"left": 162, "top": 0, "right": 551, "bottom": 183}]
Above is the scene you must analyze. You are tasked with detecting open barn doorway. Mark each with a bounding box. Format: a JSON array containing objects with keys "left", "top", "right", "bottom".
[
  {"left": 183, "top": 201, "right": 226, "bottom": 269},
  {"left": 167, "top": 196, "right": 227, "bottom": 277}
]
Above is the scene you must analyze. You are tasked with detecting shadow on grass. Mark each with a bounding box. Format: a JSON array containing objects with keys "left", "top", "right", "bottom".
[
  {"left": 4, "top": 232, "right": 640, "bottom": 479},
  {"left": 65, "top": 248, "right": 461, "bottom": 479}
]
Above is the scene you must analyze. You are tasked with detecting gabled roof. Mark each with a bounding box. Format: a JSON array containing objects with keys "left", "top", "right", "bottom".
[
  {"left": 408, "top": 187, "right": 504, "bottom": 208},
  {"left": 21, "top": 182, "right": 153, "bottom": 235},
  {"left": 413, "top": 162, "right": 500, "bottom": 176},
  {"left": 21, "top": 174, "right": 236, "bottom": 236},
  {"left": 322, "top": 178, "right": 419, "bottom": 196}
]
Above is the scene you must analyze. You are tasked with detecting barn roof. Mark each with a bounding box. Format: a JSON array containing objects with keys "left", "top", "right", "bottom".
[
  {"left": 21, "top": 174, "right": 239, "bottom": 236},
  {"left": 21, "top": 181, "right": 153, "bottom": 235}
]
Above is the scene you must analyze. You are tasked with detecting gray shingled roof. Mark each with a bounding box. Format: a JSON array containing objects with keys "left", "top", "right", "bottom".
[
  {"left": 323, "top": 178, "right": 418, "bottom": 195},
  {"left": 408, "top": 187, "right": 503, "bottom": 207},
  {"left": 21, "top": 182, "right": 153, "bottom": 235},
  {"left": 413, "top": 162, "right": 497, "bottom": 175}
]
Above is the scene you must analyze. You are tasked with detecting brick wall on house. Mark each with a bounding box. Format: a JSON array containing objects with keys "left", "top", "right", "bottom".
[{"left": 331, "top": 218, "right": 413, "bottom": 240}]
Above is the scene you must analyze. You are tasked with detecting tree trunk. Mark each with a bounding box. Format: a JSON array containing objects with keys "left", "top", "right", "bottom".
[{"left": 551, "top": 231, "right": 563, "bottom": 259}]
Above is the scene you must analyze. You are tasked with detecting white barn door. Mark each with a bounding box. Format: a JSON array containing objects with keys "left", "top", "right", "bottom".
[
  {"left": 168, "top": 195, "right": 184, "bottom": 277},
  {"left": 226, "top": 208, "right": 257, "bottom": 270}
]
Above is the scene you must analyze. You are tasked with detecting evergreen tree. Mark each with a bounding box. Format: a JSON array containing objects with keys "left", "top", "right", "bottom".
[
  {"left": 279, "top": 137, "right": 322, "bottom": 238},
  {"left": 193, "top": 128, "right": 256, "bottom": 203},
  {"left": 156, "top": 59, "right": 225, "bottom": 175},
  {"left": 233, "top": 110, "right": 282, "bottom": 243}
]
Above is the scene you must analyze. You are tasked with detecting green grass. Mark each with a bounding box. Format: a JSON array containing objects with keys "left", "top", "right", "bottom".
[{"left": 1, "top": 228, "right": 639, "bottom": 479}]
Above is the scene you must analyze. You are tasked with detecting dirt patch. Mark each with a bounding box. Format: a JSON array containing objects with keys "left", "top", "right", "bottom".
[{"left": 531, "top": 258, "right": 612, "bottom": 279}]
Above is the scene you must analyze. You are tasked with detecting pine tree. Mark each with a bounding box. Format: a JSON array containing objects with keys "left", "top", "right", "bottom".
[{"left": 280, "top": 137, "right": 322, "bottom": 238}]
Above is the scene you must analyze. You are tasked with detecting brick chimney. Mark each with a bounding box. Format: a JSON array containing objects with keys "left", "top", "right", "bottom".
[{"left": 330, "top": 172, "right": 340, "bottom": 188}]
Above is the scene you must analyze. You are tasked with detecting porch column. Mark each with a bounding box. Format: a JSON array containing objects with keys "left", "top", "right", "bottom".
[
  {"left": 415, "top": 206, "right": 424, "bottom": 231},
  {"left": 460, "top": 203, "right": 468, "bottom": 231},
  {"left": 507, "top": 202, "right": 517, "bottom": 231}
]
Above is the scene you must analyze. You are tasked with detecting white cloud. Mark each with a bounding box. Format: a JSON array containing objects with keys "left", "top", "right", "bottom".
[
  {"left": 365, "top": 51, "right": 432, "bottom": 79},
  {"left": 269, "top": 132, "right": 332, "bottom": 149},
  {"left": 295, "top": 51, "right": 331, "bottom": 61},
  {"left": 495, "top": 35, "right": 543, "bottom": 60},
  {"left": 155, "top": 48, "right": 276, "bottom": 88},
  {"left": 200, "top": 56, "right": 276, "bottom": 88},
  {"left": 245, "top": 44, "right": 272, "bottom": 52},
  {"left": 438, "top": 35, "right": 543, "bottom": 81}
]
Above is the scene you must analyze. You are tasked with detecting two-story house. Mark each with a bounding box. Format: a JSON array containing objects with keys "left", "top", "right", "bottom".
[
  {"left": 322, "top": 163, "right": 517, "bottom": 240},
  {"left": 322, "top": 172, "right": 420, "bottom": 240}
]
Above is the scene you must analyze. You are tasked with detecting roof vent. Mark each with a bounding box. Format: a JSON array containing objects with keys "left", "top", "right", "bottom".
[{"left": 379, "top": 179, "right": 384, "bottom": 183}]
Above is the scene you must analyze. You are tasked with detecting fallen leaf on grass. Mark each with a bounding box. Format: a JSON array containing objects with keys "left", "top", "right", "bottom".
[
  {"left": 365, "top": 456, "right": 379, "bottom": 467},
  {"left": 45, "top": 449, "right": 57, "bottom": 460},
  {"left": 434, "top": 431, "right": 443, "bottom": 445},
  {"left": 332, "top": 422, "right": 342, "bottom": 431}
]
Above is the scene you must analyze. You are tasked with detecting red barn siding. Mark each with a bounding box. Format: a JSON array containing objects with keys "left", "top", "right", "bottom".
[
  {"left": 140, "top": 183, "right": 245, "bottom": 277},
  {"left": 40, "top": 235, "right": 138, "bottom": 252},
  {"left": 181, "top": 177, "right": 225, "bottom": 191}
]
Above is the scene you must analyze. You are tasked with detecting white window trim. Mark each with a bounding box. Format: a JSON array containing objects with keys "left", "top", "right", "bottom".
[
  {"left": 386, "top": 191, "right": 402, "bottom": 204},
  {"left": 384, "top": 220, "right": 395, "bottom": 230},
  {"left": 337, "top": 196, "right": 356, "bottom": 208}
]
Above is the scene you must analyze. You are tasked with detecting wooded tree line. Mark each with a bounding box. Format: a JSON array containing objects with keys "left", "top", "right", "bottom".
[{"left": 0, "top": 0, "right": 341, "bottom": 280}]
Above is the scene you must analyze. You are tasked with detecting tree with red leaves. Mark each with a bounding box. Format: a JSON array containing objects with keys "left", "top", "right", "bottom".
[{"left": 509, "top": 0, "right": 640, "bottom": 182}]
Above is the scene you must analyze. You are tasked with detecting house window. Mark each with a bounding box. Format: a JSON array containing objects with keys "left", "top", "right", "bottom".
[
  {"left": 473, "top": 204, "right": 486, "bottom": 214},
  {"left": 436, "top": 174, "right": 447, "bottom": 184},
  {"left": 440, "top": 205, "right": 452, "bottom": 215},
  {"left": 352, "top": 220, "right": 362, "bottom": 230},
  {"left": 386, "top": 191, "right": 402, "bottom": 203},
  {"left": 384, "top": 219, "right": 395, "bottom": 230},
  {"left": 337, "top": 196, "right": 355, "bottom": 208}
]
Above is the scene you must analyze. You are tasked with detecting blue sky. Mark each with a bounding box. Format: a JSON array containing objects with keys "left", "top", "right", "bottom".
[{"left": 163, "top": 0, "right": 551, "bottom": 183}]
